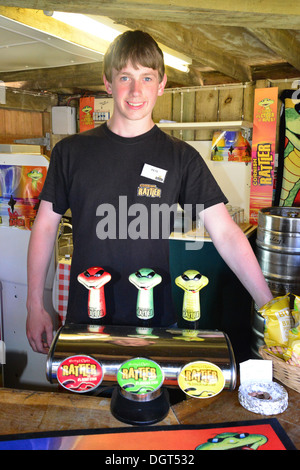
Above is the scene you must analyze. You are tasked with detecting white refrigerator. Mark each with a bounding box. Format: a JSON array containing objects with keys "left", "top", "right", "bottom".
[{"left": 0, "top": 148, "right": 57, "bottom": 390}]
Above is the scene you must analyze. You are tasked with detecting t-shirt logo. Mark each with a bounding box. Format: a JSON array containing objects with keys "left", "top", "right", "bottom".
[{"left": 137, "top": 183, "right": 161, "bottom": 198}]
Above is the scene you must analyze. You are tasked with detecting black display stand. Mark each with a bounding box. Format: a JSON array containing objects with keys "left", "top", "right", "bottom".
[{"left": 110, "top": 386, "right": 170, "bottom": 426}]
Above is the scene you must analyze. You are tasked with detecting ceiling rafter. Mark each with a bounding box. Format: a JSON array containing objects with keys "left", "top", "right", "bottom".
[
  {"left": 114, "top": 18, "right": 251, "bottom": 82},
  {"left": 0, "top": 3, "right": 299, "bottom": 92},
  {"left": 249, "top": 28, "right": 300, "bottom": 72},
  {"left": 0, "top": 0, "right": 299, "bottom": 28}
]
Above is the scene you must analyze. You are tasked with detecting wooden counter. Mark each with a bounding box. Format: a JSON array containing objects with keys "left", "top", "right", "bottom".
[
  {"left": 0, "top": 387, "right": 179, "bottom": 436},
  {"left": 0, "top": 385, "right": 298, "bottom": 449}
]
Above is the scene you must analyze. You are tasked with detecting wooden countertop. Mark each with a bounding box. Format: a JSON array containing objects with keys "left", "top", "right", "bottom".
[
  {"left": 0, "top": 387, "right": 179, "bottom": 435},
  {"left": 0, "top": 385, "right": 298, "bottom": 449}
]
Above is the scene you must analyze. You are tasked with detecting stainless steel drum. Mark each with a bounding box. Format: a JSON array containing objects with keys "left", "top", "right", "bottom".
[
  {"left": 46, "top": 324, "right": 236, "bottom": 391},
  {"left": 256, "top": 207, "right": 300, "bottom": 296},
  {"left": 252, "top": 206, "right": 300, "bottom": 356}
]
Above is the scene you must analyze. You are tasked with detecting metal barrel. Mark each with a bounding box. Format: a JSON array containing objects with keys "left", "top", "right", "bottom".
[
  {"left": 46, "top": 324, "right": 236, "bottom": 391},
  {"left": 251, "top": 206, "right": 300, "bottom": 356}
]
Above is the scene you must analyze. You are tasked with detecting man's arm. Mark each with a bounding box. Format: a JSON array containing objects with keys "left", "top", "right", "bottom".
[
  {"left": 26, "top": 200, "right": 62, "bottom": 354},
  {"left": 200, "top": 203, "right": 273, "bottom": 309}
]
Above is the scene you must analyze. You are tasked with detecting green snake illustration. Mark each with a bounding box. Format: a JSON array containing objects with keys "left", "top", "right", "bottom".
[
  {"left": 175, "top": 270, "right": 209, "bottom": 322},
  {"left": 129, "top": 268, "right": 162, "bottom": 320},
  {"left": 279, "top": 98, "right": 300, "bottom": 206},
  {"left": 27, "top": 169, "right": 43, "bottom": 190},
  {"left": 196, "top": 431, "right": 268, "bottom": 450}
]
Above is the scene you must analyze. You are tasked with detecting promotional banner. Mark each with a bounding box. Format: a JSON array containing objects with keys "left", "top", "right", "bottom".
[
  {"left": 79, "top": 96, "right": 94, "bottom": 132},
  {"left": 0, "top": 164, "right": 47, "bottom": 230},
  {"left": 249, "top": 87, "right": 278, "bottom": 225}
]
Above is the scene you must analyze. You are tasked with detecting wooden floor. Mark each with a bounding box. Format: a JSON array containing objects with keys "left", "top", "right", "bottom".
[{"left": 0, "top": 384, "right": 298, "bottom": 449}]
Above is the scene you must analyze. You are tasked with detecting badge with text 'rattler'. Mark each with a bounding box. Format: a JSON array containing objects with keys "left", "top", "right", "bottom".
[
  {"left": 178, "top": 361, "right": 225, "bottom": 398},
  {"left": 117, "top": 357, "right": 164, "bottom": 395},
  {"left": 57, "top": 355, "right": 103, "bottom": 393}
]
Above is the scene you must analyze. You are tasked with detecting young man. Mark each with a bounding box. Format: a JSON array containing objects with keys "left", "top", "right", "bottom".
[{"left": 26, "top": 30, "right": 273, "bottom": 354}]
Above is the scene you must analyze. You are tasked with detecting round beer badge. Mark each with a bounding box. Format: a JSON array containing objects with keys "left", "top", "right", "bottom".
[
  {"left": 117, "top": 357, "right": 164, "bottom": 395},
  {"left": 57, "top": 355, "right": 103, "bottom": 393},
  {"left": 178, "top": 361, "right": 225, "bottom": 398}
]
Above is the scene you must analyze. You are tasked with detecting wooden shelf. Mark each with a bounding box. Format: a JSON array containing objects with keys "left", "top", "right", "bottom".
[{"left": 157, "top": 120, "right": 252, "bottom": 131}]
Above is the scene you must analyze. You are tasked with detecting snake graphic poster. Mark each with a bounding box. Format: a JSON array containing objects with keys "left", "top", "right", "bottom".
[{"left": 274, "top": 88, "right": 300, "bottom": 207}]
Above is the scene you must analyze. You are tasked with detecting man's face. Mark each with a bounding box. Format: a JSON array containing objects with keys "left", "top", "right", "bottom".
[{"left": 104, "top": 62, "right": 166, "bottom": 126}]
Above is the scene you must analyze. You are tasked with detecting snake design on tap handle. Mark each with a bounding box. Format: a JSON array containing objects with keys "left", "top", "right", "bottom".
[
  {"left": 129, "top": 268, "right": 162, "bottom": 320},
  {"left": 77, "top": 267, "right": 111, "bottom": 319},
  {"left": 175, "top": 269, "right": 209, "bottom": 322}
]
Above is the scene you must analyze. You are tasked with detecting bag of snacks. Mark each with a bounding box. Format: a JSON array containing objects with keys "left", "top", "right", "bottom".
[
  {"left": 294, "top": 294, "right": 300, "bottom": 312},
  {"left": 283, "top": 325, "right": 300, "bottom": 366},
  {"left": 292, "top": 295, "right": 300, "bottom": 326},
  {"left": 258, "top": 294, "right": 292, "bottom": 348}
]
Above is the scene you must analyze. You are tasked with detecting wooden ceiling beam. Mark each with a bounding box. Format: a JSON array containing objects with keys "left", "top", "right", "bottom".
[
  {"left": 115, "top": 19, "right": 251, "bottom": 82},
  {"left": 0, "top": 63, "right": 105, "bottom": 92},
  {"left": 249, "top": 28, "right": 300, "bottom": 72},
  {"left": 0, "top": 1, "right": 299, "bottom": 29},
  {"left": 0, "top": 62, "right": 201, "bottom": 92},
  {"left": 0, "top": 6, "right": 110, "bottom": 53}
]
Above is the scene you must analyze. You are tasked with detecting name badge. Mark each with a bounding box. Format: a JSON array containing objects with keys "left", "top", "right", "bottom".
[{"left": 141, "top": 163, "right": 167, "bottom": 183}]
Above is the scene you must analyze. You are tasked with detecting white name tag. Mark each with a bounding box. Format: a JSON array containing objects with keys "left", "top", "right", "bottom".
[{"left": 141, "top": 163, "right": 167, "bottom": 183}]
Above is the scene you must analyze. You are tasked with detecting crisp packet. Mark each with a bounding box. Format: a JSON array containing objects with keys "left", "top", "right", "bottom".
[
  {"left": 294, "top": 294, "right": 300, "bottom": 312},
  {"left": 292, "top": 310, "right": 300, "bottom": 327},
  {"left": 283, "top": 324, "right": 300, "bottom": 366},
  {"left": 258, "top": 294, "right": 292, "bottom": 348},
  {"left": 293, "top": 295, "right": 300, "bottom": 326}
]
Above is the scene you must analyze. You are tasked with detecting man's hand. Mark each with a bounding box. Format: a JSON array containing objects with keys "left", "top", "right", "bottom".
[
  {"left": 26, "top": 306, "right": 54, "bottom": 354},
  {"left": 26, "top": 200, "right": 61, "bottom": 354}
]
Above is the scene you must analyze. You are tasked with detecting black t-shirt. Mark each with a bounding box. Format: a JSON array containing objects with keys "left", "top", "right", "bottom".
[{"left": 40, "top": 123, "right": 227, "bottom": 326}]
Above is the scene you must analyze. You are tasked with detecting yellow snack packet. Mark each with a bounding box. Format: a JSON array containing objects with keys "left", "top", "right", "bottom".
[
  {"left": 258, "top": 294, "right": 292, "bottom": 348},
  {"left": 293, "top": 295, "right": 300, "bottom": 326},
  {"left": 292, "top": 310, "right": 300, "bottom": 327},
  {"left": 294, "top": 294, "right": 300, "bottom": 312},
  {"left": 283, "top": 325, "right": 300, "bottom": 366}
]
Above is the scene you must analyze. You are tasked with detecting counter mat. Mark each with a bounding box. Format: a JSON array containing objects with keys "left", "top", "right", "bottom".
[{"left": 0, "top": 418, "right": 296, "bottom": 450}]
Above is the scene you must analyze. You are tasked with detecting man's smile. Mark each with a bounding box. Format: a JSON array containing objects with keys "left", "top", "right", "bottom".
[{"left": 127, "top": 101, "right": 145, "bottom": 108}]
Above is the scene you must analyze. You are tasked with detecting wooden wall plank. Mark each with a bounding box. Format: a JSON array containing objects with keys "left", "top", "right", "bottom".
[
  {"left": 172, "top": 92, "right": 183, "bottom": 140},
  {"left": 195, "top": 89, "right": 219, "bottom": 140},
  {"left": 0, "top": 109, "right": 43, "bottom": 138},
  {"left": 218, "top": 88, "right": 244, "bottom": 121},
  {"left": 0, "top": 108, "right": 49, "bottom": 153},
  {"left": 181, "top": 90, "right": 196, "bottom": 141}
]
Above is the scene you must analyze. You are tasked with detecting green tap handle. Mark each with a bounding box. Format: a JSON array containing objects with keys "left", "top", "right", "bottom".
[{"left": 129, "top": 268, "right": 162, "bottom": 320}]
